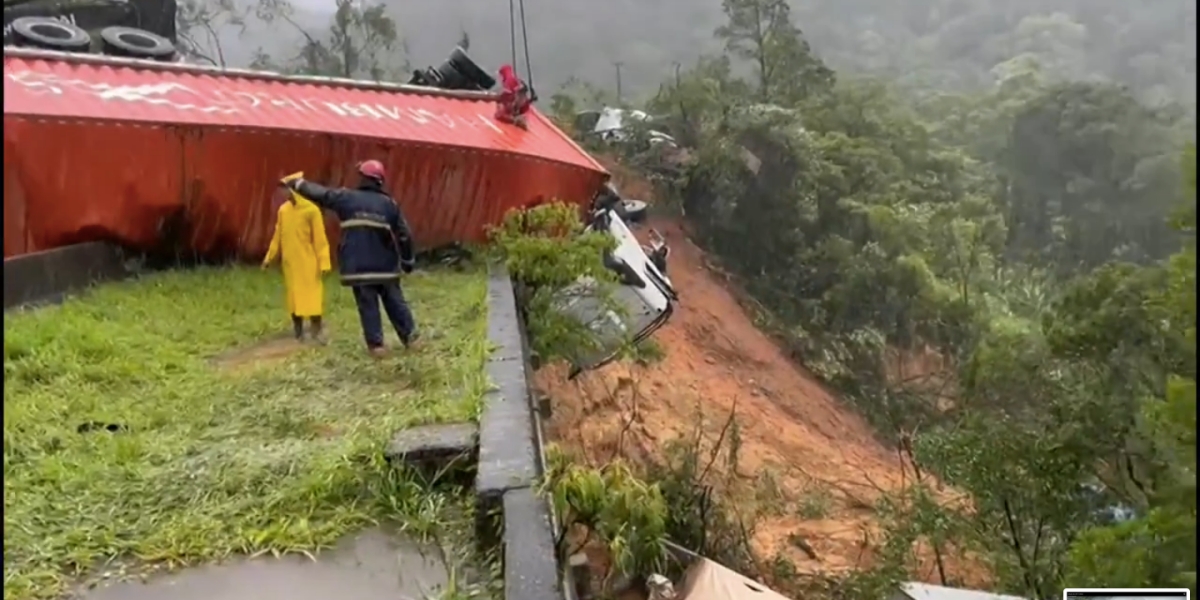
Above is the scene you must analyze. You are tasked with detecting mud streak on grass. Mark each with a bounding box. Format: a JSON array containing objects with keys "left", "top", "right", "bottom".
[{"left": 2, "top": 266, "right": 490, "bottom": 600}]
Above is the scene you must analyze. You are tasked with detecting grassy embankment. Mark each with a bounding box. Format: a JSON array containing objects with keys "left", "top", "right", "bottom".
[{"left": 3, "top": 265, "right": 490, "bottom": 600}]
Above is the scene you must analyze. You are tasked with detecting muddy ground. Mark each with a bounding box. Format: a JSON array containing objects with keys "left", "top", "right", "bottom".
[{"left": 537, "top": 214, "right": 981, "bottom": 584}]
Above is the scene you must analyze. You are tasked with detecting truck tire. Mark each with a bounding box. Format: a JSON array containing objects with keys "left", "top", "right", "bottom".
[
  {"left": 447, "top": 46, "right": 496, "bottom": 90},
  {"left": 10, "top": 17, "right": 91, "bottom": 52},
  {"left": 621, "top": 199, "right": 649, "bottom": 224},
  {"left": 99, "top": 26, "right": 175, "bottom": 61},
  {"left": 411, "top": 46, "right": 497, "bottom": 91}
]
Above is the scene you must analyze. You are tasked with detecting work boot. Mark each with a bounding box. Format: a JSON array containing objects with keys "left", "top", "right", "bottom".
[
  {"left": 309, "top": 322, "right": 327, "bottom": 345},
  {"left": 368, "top": 345, "right": 389, "bottom": 359},
  {"left": 402, "top": 329, "right": 422, "bottom": 350}
]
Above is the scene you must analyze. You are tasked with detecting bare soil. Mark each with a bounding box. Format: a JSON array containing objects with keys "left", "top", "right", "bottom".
[
  {"left": 537, "top": 217, "right": 982, "bottom": 583},
  {"left": 212, "top": 334, "right": 312, "bottom": 372}
]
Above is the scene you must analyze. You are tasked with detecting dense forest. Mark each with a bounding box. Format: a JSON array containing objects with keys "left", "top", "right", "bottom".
[
  {"left": 549, "top": 0, "right": 1197, "bottom": 595},
  {"left": 184, "top": 0, "right": 1196, "bottom": 597},
  {"left": 187, "top": 0, "right": 1195, "bottom": 106}
]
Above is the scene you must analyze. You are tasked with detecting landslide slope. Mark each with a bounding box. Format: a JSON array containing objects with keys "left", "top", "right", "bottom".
[{"left": 537, "top": 215, "right": 922, "bottom": 576}]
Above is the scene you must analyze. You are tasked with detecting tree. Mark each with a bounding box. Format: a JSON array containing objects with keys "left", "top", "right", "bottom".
[
  {"left": 627, "top": 5, "right": 1194, "bottom": 595},
  {"left": 252, "top": 0, "right": 406, "bottom": 80},
  {"left": 1001, "top": 81, "right": 1184, "bottom": 271},
  {"left": 915, "top": 410, "right": 1098, "bottom": 599},
  {"left": 176, "top": 0, "right": 245, "bottom": 67},
  {"left": 1063, "top": 147, "right": 1196, "bottom": 592},
  {"left": 646, "top": 56, "right": 751, "bottom": 146},
  {"left": 715, "top": 0, "right": 834, "bottom": 103}
]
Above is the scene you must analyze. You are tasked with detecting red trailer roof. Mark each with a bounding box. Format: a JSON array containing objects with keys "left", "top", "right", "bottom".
[{"left": 3, "top": 49, "right": 604, "bottom": 173}]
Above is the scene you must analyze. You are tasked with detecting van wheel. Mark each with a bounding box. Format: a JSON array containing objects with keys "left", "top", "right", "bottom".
[
  {"left": 11, "top": 17, "right": 91, "bottom": 52},
  {"left": 621, "top": 199, "right": 649, "bottom": 224},
  {"left": 100, "top": 26, "right": 176, "bottom": 61}
]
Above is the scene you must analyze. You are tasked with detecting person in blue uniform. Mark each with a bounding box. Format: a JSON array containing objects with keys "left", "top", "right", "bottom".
[{"left": 285, "top": 160, "right": 419, "bottom": 357}]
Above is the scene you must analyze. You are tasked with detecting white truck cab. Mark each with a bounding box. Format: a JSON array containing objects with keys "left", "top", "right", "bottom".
[{"left": 553, "top": 182, "right": 678, "bottom": 377}]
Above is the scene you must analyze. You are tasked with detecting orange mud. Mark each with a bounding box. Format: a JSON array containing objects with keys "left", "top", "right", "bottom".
[
  {"left": 884, "top": 345, "right": 960, "bottom": 414},
  {"left": 537, "top": 216, "right": 983, "bottom": 584}
]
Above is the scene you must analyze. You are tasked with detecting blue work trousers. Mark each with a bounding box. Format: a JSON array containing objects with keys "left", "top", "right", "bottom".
[{"left": 351, "top": 282, "right": 416, "bottom": 349}]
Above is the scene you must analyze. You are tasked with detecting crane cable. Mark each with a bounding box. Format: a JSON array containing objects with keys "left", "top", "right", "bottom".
[
  {"left": 508, "top": 0, "right": 518, "bottom": 74},
  {"left": 507, "top": 0, "right": 536, "bottom": 93}
]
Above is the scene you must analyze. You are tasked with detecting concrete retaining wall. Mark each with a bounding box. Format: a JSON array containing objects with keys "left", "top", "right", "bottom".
[
  {"left": 479, "top": 265, "right": 567, "bottom": 600},
  {"left": 4, "top": 242, "right": 135, "bottom": 310}
]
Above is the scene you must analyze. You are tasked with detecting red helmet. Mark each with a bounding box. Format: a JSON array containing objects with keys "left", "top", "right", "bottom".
[{"left": 357, "top": 160, "right": 386, "bottom": 182}]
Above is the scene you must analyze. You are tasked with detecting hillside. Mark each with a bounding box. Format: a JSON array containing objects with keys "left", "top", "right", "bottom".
[
  {"left": 536, "top": 215, "right": 975, "bottom": 581},
  {"left": 187, "top": 0, "right": 1195, "bottom": 106}
]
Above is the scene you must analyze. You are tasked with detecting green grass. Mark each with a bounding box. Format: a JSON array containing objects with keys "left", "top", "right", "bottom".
[{"left": 2, "top": 265, "right": 491, "bottom": 600}]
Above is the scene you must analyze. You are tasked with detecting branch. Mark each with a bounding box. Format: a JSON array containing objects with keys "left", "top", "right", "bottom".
[
  {"left": 200, "top": 21, "right": 227, "bottom": 67},
  {"left": 1122, "top": 451, "right": 1151, "bottom": 501},
  {"left": 698, "top": 396, "right": 739, "bottom": 484},
  {"left": 280, "top": 12, "right": 321, "bottom": 47},
  {"left": 1030, "top": 513, "right": 1047, "bottom": 578},
  {"left": 785, "top": 462, "right": 875, "bottom": 511},
  {"left": 609, "top": 367, "right": 641, "bottom": 463},
  {"left": 1002, "top": 498, "right": 1043, "bottom": 600},
  {"left": 736, "top": 513, "right": 761, "bottom": 575},
  {"left": 177, "top": 32, "right": 218, "bottom": 66}
]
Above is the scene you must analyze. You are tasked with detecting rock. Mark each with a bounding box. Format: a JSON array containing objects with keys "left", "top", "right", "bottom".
[{"left": 647, "top": 573, "right": 677, "bottom": 600}]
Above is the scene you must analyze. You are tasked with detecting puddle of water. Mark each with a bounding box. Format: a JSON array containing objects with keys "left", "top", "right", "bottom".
[{"left": 79, "top": 528, "right": 451, "bottom": 600}]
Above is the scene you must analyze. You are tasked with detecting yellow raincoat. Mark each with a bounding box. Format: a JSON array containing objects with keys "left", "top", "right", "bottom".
[{"left": 262, "top": 191, "right": 332, "bottom": 317}]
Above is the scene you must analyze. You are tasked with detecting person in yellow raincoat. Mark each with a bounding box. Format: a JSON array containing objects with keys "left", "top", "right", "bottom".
[{"left": 262, "top": 173, "right": 332, "bottom": 342}]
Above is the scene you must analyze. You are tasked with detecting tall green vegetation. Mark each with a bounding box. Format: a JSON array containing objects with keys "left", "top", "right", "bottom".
[
  {"left": 1061, "top": 151, "right": 1196, "bottom": 591},
  {"left": 570, "top": 0, "right": 1196, "bottom": 595}
]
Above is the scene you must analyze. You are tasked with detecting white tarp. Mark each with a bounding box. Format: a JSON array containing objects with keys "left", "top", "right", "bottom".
[
  {"left": 677, "top": 558, "right": 793, "bottom": 600},
  {"left": 593, "top": 106, "right": 651, "bottom": 133}
]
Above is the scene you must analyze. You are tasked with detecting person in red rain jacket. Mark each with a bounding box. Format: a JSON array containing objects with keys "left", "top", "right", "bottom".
[{"left": 495, "top": 64, "right": 536, "bottom": 128}]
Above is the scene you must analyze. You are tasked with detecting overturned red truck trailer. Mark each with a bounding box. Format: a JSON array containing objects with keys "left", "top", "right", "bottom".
[{"left": 2, "top": 47, "right": 608, "bottom": 260}]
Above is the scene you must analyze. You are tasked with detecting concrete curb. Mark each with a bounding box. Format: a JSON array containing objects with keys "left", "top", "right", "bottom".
[
  {"left": 479, "top": 264, "right": 564, "bottom": 600},
  {"left": 4, "top": 241, "right": 135, "bottom": 311}
]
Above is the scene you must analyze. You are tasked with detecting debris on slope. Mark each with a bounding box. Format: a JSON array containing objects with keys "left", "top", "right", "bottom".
[
  {"left": 597, "top": 155, "right": 659, "bottom": 202},
  {"left": 537, "top": 207, "right": 990, "bottom": 587},
  {"left": 538, "top": 216, "right": 915, "bottom": 575}
]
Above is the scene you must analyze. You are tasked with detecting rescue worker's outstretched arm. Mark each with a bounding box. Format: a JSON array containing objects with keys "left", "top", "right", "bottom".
[
  {"left": 389, "top": 207, "right": 417, "bottom": 272},
  {"left": 310, "top": 207, "right": 332, "bottom": 273},
  {"left": 291, "top": 179, "right": 351, "bottom": 214},
  {"left": 262, "top": 206, "right": 283, "bottom": 267}
]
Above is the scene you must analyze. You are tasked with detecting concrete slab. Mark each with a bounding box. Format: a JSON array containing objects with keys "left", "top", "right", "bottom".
[
  {"left": 476, "top": 291, "right": 540, "bottom": 499},
  {"left": 386, "top": 422, "right": 480, "bottom": 487},
  {"left": 502, "top": 487, "right": 562, "bottom": 600},
  {"left": 479, "top": 266, "right": 566, "bottom": 600},
  {"left": 78, "top": 528, "right": 450, "bottom": 600},
  {"left": 385, "top": 422, "right": 479, "bottom": 464}
]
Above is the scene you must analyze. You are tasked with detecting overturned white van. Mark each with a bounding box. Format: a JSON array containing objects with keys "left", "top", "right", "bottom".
[{"left": 553, "top": 183, "right": 678, "bottom": 377}]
